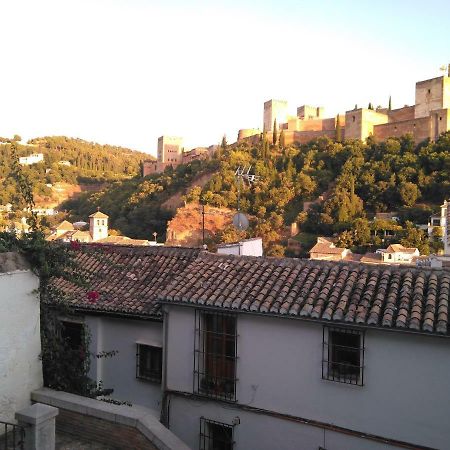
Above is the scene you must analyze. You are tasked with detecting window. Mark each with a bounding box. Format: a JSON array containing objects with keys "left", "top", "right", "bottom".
[
  {"left": 194, "top": 310, "right": 237, "bottom": 401},
  {"left": 136, "top": 344, "right": 162, "bottom": 383},
  {"left": 199, "top": 418, "right": 234, "bottom": 450},
  {"left": 61, "top": 321, "right": 84, "bottom": 350},
  {"left": 322, "top": 326, "right": 364, "bottom": 385}
]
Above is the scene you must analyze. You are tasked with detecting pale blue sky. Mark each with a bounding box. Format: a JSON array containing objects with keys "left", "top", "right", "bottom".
[{"left": 0, "top": 0, "right": 448, "bottom": 155}]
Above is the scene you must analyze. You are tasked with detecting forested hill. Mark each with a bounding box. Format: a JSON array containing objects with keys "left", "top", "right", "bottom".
[
  {"left": 62, "top": 132, "right": 450, "bottom": 256},
  {"left": 0, "top": 135, "right": 151, "bottom": 207}
]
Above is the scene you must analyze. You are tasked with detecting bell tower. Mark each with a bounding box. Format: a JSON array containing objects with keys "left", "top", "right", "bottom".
[{"left": 89, "top": 210, "right": 109, "bottom": 242}]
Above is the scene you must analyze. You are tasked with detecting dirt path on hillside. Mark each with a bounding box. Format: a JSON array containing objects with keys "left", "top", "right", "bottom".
[{"left": 162, "top": 172, "right": 214, "bottom": 212}]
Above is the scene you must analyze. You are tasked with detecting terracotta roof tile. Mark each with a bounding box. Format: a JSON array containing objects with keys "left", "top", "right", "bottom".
[
  {"left": 159, "top": 253, "right": 450, "bottom": 336},
  {"left": 50, "top": 244, "right": 201, "bottom": 318}
]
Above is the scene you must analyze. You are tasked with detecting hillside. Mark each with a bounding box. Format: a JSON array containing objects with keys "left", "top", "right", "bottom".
[
  {"left": 0, "top": 135, "right": 151, "bottom": 209},
  {"left": 10, "top": 131, "right": 450, "bottom": 255}
]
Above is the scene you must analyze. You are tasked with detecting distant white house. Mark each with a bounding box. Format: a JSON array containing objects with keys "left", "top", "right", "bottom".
[
  {"left": 19, "top": 153, "right": 44, "bottom": 166},
  {"left": 380, "top": 244, "right": 419, "bottom": 263},
  {"left": 0, "top": 253, "right": 42, "bottom": 422},
  {"left": 58, "top": 160, "right": 71, "bottom": 166},
  {"left": 217, "top": 237, "right": 263, "bottom": 257}
]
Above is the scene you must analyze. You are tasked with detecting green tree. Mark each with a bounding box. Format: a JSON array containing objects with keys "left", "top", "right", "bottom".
[
  {"left": 335, "top": 114, "right": 341, "bottom": 142},
  {"left": 388, "top": 95, "right": 392, "bottom": 111},
  {"left": 279, "top": 129, "right": 285, "bottom": 149},
  {"left": 398, "top": 182, "right": 420, "bottom": 207},
  {"left": 273, "top": 119, "right": 278, "bottom": 146}
]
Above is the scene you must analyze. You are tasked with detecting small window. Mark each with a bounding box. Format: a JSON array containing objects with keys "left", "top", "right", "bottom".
[
  {"left": 199, "top": 417, "right": 234, "bottom": 450},
  {"left": 352, "top": 115, "right": 356, "bottom": 122},
  {"left": 101, "top": 220, "right": 105, "bottom": 226},
  {"left": 97, "top": 220, "right": 100, "bottom": 225},
  {"left": 322, "top": 327, "right": 364, "bottom": 386},
  {"left": 136, "top": 344, "right": 162, "bottom": 383},
  {"left": 427, "top": 89, "right": 431, "bottom": 94}
]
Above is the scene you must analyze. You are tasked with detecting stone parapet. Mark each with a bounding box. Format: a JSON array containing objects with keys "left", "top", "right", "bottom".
[{"left": 31, "top": 388, "right": 191, "bottom": 450}]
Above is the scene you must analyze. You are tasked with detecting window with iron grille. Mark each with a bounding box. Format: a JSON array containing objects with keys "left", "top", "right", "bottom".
[
  {"left": 136, "top": 344, "right": 162, "bottom": 383},
  {"left": 194, "top": 310, "right": 237, "bottom": 401},
  {"left": 199, "top": 417, "right": 234, "bottom": 450},
  {"left": 322, "top": 326, "right": 364, "bottom": 386}
]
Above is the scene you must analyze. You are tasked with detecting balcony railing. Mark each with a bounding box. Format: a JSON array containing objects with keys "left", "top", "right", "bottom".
[{"left": 0, "top": 421, "right": 25, "bottom": 450}]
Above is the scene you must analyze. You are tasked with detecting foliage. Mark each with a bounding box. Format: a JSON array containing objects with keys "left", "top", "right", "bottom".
[{"left": 2, "top": 152, "right": 120, "bottom": 398}]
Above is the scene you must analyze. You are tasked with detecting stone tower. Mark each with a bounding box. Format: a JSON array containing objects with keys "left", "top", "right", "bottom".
[
  {"left": 263, "top": 99, "right": 288, "bottom": 132},
  {"left": 89, "top": 210, "right": 109, "bottom": 242},
  {"left": 157, "top": 136, "right": 183, "bottom": 165}
]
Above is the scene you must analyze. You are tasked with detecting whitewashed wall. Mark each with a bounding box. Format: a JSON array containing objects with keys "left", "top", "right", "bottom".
[
  {"left": 85, "top": 315, "right": 163, "bottom": 412},
  {"left": 0, "top": 270, "right": 42, "bottom": 422},
  {"left": 166, "top": 305, "right": 450, "bottom": 450}
]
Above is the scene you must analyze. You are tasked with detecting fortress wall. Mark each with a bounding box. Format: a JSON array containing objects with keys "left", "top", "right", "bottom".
[
  {"left": 374, "top": 116, "right": 431, "bottom": 142},
  {"left": 388, "top": 106, "right": 415, "bottom": 122},
  {"left": 238, "top": 129, "right": 261, "bottom": 141},
  {"left": 290, "top": 117, "right": 336, "bottom": 132},
  {"left": 345, "top": 109, "right": 388, "bottom": 140},
  {"left": 415, "top": 77, "right": 445, "bottom": 118}
]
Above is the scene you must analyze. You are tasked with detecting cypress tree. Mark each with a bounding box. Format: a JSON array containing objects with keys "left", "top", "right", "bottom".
[
  {"left": 388, "top": 95, "right": 392, "bottom": 111},
  {"left": 279, "top": 129, "right": 285, "bottom": 149},
  {"left": 273, "top": 119, "right": 278, "bottom": 146},
  {"left": 336, "top": 114, "right": 341, "bottom": 142}
]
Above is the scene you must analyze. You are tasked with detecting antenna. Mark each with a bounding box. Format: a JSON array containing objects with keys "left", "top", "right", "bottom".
[{"left": 233, "top": 166, "right": 260, "bottom": 231}]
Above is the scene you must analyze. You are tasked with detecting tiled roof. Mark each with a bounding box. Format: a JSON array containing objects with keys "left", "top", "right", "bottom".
[
  {"left": 96, "top": 236, "right": 150, "bottom": 246},
  {"left": 50, "top": 245, "right": 201, "bottom": 318},
  {"left": 310, "top": 242, "right": 348, "bottom": 255},
  {"left": 386, "top": 244, "right": 418, "bottom": 254},
  {"left": 56, "top": 220, "right": 74, "bottom": 231},
  {"left": 160, "top": 253, "right": 450, "bottom": 336},
  {"left": 89, "top": 211, "right": 109, "bottom": 219}
]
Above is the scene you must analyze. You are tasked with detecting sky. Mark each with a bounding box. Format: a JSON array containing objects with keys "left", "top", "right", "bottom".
[{"left": 0, "top": 0, "right": 449, "bottom": 156}]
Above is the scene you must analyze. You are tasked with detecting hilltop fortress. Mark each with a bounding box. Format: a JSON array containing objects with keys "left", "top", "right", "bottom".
[
  {"left": 144, "top": 70, "right": 450, "bottom": 176},
  {"left": 239, "top": 70, "right": 450, "bottom": 145}
]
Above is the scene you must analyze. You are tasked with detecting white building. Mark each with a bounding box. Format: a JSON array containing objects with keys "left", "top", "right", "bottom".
[
  {"left": 51, "top": 246, "right": 201, "bottom": 411},
  {"left": 217, "top": 237, "right": 263, "bottom": 257},
  {"left": 380, "top": 244, "right": 420, "bottom": 264},
  {"left": 50, "top": 247, "right": 450, "bottom": 450},
  {"left": 0, "top": 253, "right": 43, "bottom": 422},
  {"left": 18, "top": 153, "right": 44, "bottom": 165}
]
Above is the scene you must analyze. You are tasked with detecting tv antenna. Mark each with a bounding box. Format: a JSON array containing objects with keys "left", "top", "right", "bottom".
[{"left": 233, "top": 166, "right": 260, "bottom": 231}]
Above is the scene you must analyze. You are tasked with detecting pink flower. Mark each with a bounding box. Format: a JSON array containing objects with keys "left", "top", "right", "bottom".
[
  {"left": 70, "top": 240, "right": 81, "bottom": 251},
  {"left": 87, "top": 290, "right": 100, "bottom": 303}
]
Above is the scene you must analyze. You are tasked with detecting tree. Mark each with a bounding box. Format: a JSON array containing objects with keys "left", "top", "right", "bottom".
[
  {"left": 221, "top": 135, "right": 227, "bottom": 153},
  {"left": 335, "top": 114, "right": 341, "bottom": 142},
  {"left": 279, "top": 129, "right": 285, "bottom": 149},
  {"left": 401, "top": 221, "right": 430, "bottom": 254},
  {"left": 368, "top": 102, "right": 373, "bottom": 110},
  {"left": 388, "top": 95, "right": 392, "bottom": 111},
  {"left": 398, "top": 182, "right": 420, "bottom": 207},
  {"left": 272, "top": 119, "right": 278, "bottom": 146}
]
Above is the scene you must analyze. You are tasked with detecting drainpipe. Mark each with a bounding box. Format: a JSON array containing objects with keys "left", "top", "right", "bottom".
[{"left": 160, "top": 304, "right": 170, "bottom": 426}]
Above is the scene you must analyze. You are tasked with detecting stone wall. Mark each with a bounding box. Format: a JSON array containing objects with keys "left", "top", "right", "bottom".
[
  {"left": 387, "top": 106, "right": 415, "bottom": 122},
  {"left": 31, "top": 388, "right": 191, "bottom": 450},
  {"left": 415, "top": 76, "right": 446, "bottom": 118},
  {"left": 374, "top": 116, "right": 431, "bottom": 142},
  {"left": 57, "top": 409, "right": 157, "bottom": 450}
]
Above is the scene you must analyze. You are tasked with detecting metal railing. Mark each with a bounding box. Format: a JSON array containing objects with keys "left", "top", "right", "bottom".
[{"left": 0, "top": 421, "right": 25, "bottom": 450}]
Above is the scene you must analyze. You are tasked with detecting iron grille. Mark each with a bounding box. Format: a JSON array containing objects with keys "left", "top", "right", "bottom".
[
  {"left": 136, "top": 344, "right": 163, "bottom": 383},
  {"left": 0, "top": 421, "right": 25, "bottom": 450},
  {"left": 194, "top": 310, "right": 237, "bottom": 401},
  {"left": 199, "top": 417, "right": 234, "bottom": 450},
  {"left": 322, "top": 326, "right": 365, "bottom": 386}
]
